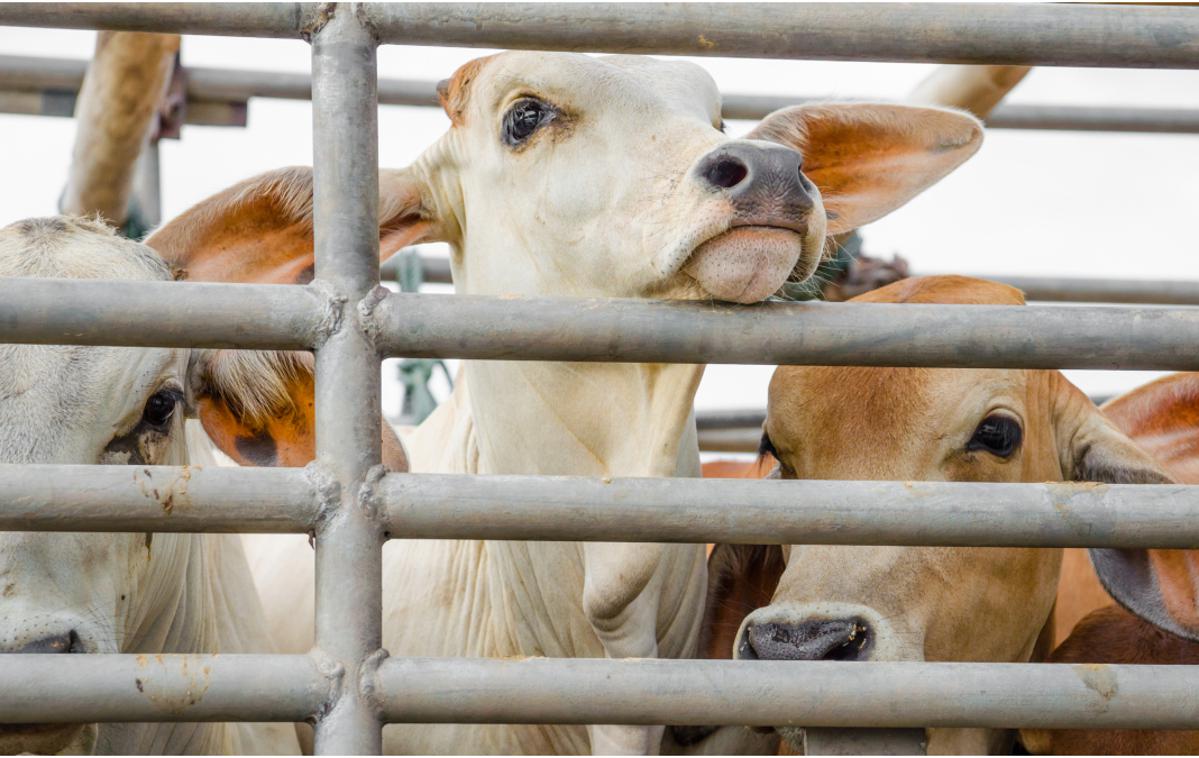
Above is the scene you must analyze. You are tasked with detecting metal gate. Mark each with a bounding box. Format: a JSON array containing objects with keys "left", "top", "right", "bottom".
[{"left": 2, "top": 3, "right": 1199, "bottom": 754}]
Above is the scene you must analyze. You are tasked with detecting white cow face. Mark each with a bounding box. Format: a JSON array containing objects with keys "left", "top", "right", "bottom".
[
  {"left": 0, "top": 218, "right": 191, "bottom": 753},
  {"left": 0, "top": 216, "right": 328, "bottom": 754},
  {"left": 381, "top": 52, "right": 984, "bottom": 303}
]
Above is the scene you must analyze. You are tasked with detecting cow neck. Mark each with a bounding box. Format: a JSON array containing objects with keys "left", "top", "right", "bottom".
[{"left": 116, "top": 533, "right": 285, "bottom": 753}]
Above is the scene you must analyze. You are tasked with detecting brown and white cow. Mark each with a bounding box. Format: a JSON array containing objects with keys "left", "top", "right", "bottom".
[
  {"left": 1023, "top": 372, "right": 1199, "bottom": 755},
  {"left": 233, "top": 51, "right": 984, "bottom": 754},
  {"left": 694, "top": 276, "right": 1169, "bottom": 755}
]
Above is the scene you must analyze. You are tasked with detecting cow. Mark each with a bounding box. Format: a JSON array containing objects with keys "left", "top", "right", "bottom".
[
  {"left": 0, "top": 174, "right": 407, "bottom": 753},
  {"left": 1022, "top": 372, "right": 1199, "bottom": 755},
  {"left": 234, "top": 51, "right": 985, "bottom": 754},
  {"left": 692, "top": 276, "right": 1170, "bottom": 755}
]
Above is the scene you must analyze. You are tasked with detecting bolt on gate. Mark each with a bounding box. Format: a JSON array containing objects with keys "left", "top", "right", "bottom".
[{"left": 3, "top": 2, "right": 1199, "bottom": 755}]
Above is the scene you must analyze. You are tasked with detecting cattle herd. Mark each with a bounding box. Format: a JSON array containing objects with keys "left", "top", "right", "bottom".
[{"left": 0, "top": 49, "right": 1196, "bottom": 757}]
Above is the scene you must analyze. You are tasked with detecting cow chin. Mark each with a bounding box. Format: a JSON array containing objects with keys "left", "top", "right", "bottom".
[
  {"left": 0, "top": 722, "right": 91, "bottom": 755},
  {"left": 682, "top": 227, "right": 807, "bottom": 304}
]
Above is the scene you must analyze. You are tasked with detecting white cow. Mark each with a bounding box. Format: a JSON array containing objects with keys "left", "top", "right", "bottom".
[
  {"left": 240, "top": 51, "right": 984, "bottom": 754},
  {"left": 0, "top": 208, "right": 355, "bottom": 755}
]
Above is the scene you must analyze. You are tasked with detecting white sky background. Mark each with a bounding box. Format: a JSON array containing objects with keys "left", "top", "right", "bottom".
[{"left": 5, "top": 26, "right": 1199, "bottom": 419}]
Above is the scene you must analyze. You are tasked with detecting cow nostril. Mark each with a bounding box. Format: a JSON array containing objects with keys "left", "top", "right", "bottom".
[
  {"left": 741, "top": 619, "right": 871, "bottom": 661},
  {"left": 702, "top": 156, "right": 749, "bottom": 190},
  {"left": 12, "top": 631, "right": 83, "bottom": 654}
]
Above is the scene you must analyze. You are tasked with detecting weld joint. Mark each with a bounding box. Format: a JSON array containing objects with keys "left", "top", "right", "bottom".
[
  {"left": 309, "top": 281, "right": 347, "bottom": 348},
  {"left": 304, "top": 461, "right": 342, "bottom": 531}
]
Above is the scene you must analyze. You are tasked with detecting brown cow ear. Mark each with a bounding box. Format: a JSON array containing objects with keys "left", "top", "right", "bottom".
[
  {"left": 1062, "top": 407, "right": 1194, "bottom": 640},
  {"left": 189, "top": 350, "right": 408, "bottom": 471},
  {"left": 699, "top": 543, "right": 786, "bottom": 661},
  {"left": 145, "top": 165, "right": 450, "bottom": 285},
  {"left": 746, "top": 102, "right": 982, "bottom": 235}
]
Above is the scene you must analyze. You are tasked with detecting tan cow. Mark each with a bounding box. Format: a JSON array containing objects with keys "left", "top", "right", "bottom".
[
  {"left": 235, "top": 51, "right": 984, "bottom": 754},
  {"left": 697, "top": 276, "right": 1169, "bottom": 755},
  {"left": 1023, "top": 372, "right": 1199, "bottom": 754}
]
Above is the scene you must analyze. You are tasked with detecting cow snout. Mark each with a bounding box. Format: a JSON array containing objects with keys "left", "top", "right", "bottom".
[
  {"left": 694, "top": 142, "right": 814, "bottom": 226},
  {"left": 738, "top": 618, "right": 871, "bottom": 661}
]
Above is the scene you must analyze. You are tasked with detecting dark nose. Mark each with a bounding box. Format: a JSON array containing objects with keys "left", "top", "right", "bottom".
[
  {"left": 695, "top": 142, "right": 815, "bottom": 217},
  {"left": 738, "top": 619, "right": 870, "bottom": 661},
  {"left": 8, "top": 631, "right": 82, "bottom": 654}
]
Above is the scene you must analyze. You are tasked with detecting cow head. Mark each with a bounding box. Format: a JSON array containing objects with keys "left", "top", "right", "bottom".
[
  {"left": 700, "top": 276, "right": 1169, "bottom": 752},
  {"left": 377, "top": 52, "right": 982, "bottom": 303},
  {"left": 0, "top": 192, "right": 404, "bottom": 752}
]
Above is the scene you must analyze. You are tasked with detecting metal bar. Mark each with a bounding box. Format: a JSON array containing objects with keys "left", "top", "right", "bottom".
[
  {"left": 309, "top": 6, "right": 384, "bottom": 754},
  {"left": 0, "top": 464, "right": 315, "bottom": 533},
  {"left": 695, "top": 408, "right": 767, "bottom": 430},
  {"left": 132, "top": 139, "right": 162, "bottom": 229},
  {"left": 375, "top": 658, "right": 1199, "bottom": 729},
  {"left": 8, "top": 54, "right": 1199, "bottom": 136},
  {"left": 985, "top": 274, "right": 1199, "bottom": 305},
  {"left": 389, "top": 256, "right": 1199, "bottom": 303},
  {"left": 380, "top": 474, "right": 1199, "bottom": 548},
  {"left": 0, "top": 278, "right": 322, "bottom": 350},
  {"left": 364, "top": 3, "right": 1199, "bottom": 69},
  {"left": 697, "top": 427, "right": 761, "bottom": 453},
  {"left": 2, "top": 4, "right": 1198, "bottom": 69},
  {"left": 373, "top": 293, "right": 1199, "bottom": 370},
  {"left": 0, "top": 654, "right": 324, "bottom": 723},
  {"left": 0, "top": 3, "right": 310, "bottom": 38}
]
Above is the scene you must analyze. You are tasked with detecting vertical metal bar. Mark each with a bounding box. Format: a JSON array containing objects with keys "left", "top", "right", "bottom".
[
  {"left": 132, "top": 139, "right": 162, "bottom": 229},
  {"left": 310, "top": 4, "right": 383, "bottom": 754}
]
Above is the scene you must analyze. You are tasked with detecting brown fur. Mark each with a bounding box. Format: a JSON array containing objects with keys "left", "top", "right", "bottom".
[
  {"left": 436, "top": 55, "right": 498, "bottom": 127},
  {"left": 1022, "top": 605, "right": 1199, "bottom": 755},
  {"left": 1055, "top": 373, "right": 1199, "bottom": 643}
]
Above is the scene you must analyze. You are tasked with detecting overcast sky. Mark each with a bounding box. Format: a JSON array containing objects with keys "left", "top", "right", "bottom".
[{"left": 5, "top": 26, "right": 1199, "bottom": 421}]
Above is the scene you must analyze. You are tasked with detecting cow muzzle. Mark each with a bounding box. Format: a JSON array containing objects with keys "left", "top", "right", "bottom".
[
  {"left": 737, "top": 617, "right": 872, "bottom": 661},
  {"left": 683, "top": 141, "right": 824, "bottom": 304},
  {"left": 0, "top": 629, "right": 92, "bottom": 754}
]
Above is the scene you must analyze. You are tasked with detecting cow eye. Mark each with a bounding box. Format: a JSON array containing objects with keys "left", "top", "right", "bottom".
[
  {"left": 758, "top": 432, "right": 777, "bottom": 458},
  {"left": 142, "top": 389, "right": 181, "bottom": 430},
  {"left": 502, "top": 97, "right": 556, "bottom": 146},
  {"left": 967, "top": 414, "right": 1022, "bottom": 458}
]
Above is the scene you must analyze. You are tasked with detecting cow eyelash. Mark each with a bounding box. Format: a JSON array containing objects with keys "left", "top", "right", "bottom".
[
  {"left": 758, "top": 432, "right": 777, "bottom": 458},
  {"left": 501, "top": 96, "right": 559, "bottom": 147}
]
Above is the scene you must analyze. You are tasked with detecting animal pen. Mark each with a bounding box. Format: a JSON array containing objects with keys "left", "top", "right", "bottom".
[{"left": 1, "top": 2, "right": 1199, "bottom": 755}]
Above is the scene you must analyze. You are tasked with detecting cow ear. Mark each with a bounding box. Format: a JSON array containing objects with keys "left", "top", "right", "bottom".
[
  {"left": 189, "top": 350, "right": 408, "bottom": 471},
  {"left": 145, "top": 165, "right": 450, "bottom": 284},
  {"left": 699, "top": 542, "right": 786, "bottom": 660},
  {"left": 746, "top": 103, "right": 982, "bottom": 235},
  {"left": 1061, "top": 407, "right": 1193, "bottom": 640}
]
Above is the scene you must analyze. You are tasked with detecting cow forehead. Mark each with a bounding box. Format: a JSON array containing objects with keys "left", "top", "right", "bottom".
[
  {"left": 449, "top": 51, "right": 720, "bottom": 125},
  {"left": 0, "top": 217, "right": 172, "bottom": 282}
]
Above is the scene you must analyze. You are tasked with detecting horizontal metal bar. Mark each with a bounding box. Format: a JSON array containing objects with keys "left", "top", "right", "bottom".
[
  {"left": 986, "top": 274, "right": 1199, "bottom": 306},
  {"left": 0, "top": 2, "right": 309, "bottom": 38},
  {"left": 0, "top": 278, "right": 323, "bottom": 349},
  {"left": 7, "top": 54, "right": 1199, "bottom": 136},
  {"left": 0, "top": 88, "right": 246, "bottom": 128},
  {"left": 0, "top": 464, "right": 316, "bottom": 532},
  {"left": 695, "top": 408, "right": 766, "bottom": 431},
  {"left": 0, "top": 654, "right": 324, "bottom": 723},
  {"left": 376, "top": 658, "right": 1199, "bottom": 729},
  {"left": 697, "top": 427, "right": 761, "bottom": 453},
  {"left": 391, "top": 255, "right": 1199, "bottom": 305},
  {"left": 374, "top": 293, "right": 1199, "bottom": 370},
  {"left": 2, "top": 4, "right": 1198, "bottom": 69},
  {"left": 365, "top": 4, "right": 1199, "bottom": 69},
  {"left": 381, "top": 474, "right": 1199, "bottom": 548}
]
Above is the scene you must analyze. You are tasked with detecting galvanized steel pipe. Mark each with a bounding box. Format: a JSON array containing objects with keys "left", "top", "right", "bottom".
[
  {"left": 308, "top": 6, "right": 385, "bottom": 754},
  {"left": 380, "top": 474, "right": 1199, "bottom": 548},
  {"left": 374, "top": 293, "right": 1199, "bottom": 370},
  {"left": 0, "top": 654, "right": 324, "bottom": 723},
  {"left": 376, "top": 658, "right": 1199, "bottom": 729},
  {"left": 365, "top": 4, "right": 1199, "bottom": 69},
  {"left": 8, "top": 54, "right": 1199, "bottom": 136},
  {"left": 2, "top": 4, "right": 1199, "bottom": 68},
  {"left": 0, "top": 278, "right": 323, "bottom": 350},
  {"left": 0, "top": 464, "right": 316, "bottom": 533}
]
